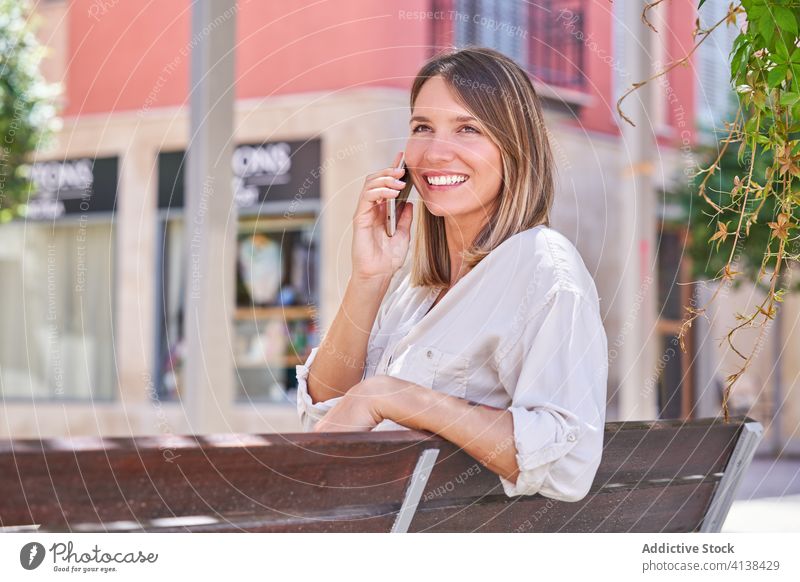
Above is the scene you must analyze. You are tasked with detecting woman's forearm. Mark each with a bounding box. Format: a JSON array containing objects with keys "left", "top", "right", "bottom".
[
  {"left": 306, "top": 275, "right": 392, "bottom": 404},
  {"left": 379, "top": 382, "right": 521, "bottom": 482}
]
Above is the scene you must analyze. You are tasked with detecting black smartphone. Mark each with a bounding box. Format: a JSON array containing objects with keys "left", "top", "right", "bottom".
[{"left": 385, "top": 157, "right": 413, "bottom": 237}]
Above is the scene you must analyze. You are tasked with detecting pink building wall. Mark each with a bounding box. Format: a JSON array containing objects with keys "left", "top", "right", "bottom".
[
  {"left": 569, "top": 0, "right": 616, "bottom": 136},
  {"left": 65, "top": 0, "right": 430, "bottom": 117},
  {"left": 64, "top": 0, "right": 698, "bottom": 146},
  {"left": 666, "top": 0, "right": 698, "bottom": 145}
]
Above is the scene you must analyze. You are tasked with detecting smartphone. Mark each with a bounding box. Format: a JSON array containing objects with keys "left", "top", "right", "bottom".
[{"left": 385, "top": 156, "right": 413, "bottom": 237}]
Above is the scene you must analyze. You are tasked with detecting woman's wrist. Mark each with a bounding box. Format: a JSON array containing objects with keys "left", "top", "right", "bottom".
[
  {"left": 363, "top": 376, "right": 432, "bottom": 430},
  {"left": 348, "top": 272, "right": 393, "bottom": 300}
]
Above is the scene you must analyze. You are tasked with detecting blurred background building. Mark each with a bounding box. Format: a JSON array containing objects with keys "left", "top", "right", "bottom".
[{"left": 0, "top": 0, "right": 797, "bottom": 461}]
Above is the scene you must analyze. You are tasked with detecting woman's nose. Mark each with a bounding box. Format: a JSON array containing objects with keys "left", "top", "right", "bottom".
[{"left": 422, "top": 136, "right": 457, "bottom": 164}]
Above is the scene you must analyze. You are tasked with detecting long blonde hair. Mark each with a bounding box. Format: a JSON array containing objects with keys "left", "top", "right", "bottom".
[{"left": 409, "top": 46, "right": 556, "bottom": 288}]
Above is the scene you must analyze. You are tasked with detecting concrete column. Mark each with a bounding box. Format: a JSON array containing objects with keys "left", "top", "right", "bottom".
[
  {"left": 618, "top": 0, "right": 658, "bottom": 420},
  {"left": 183, "top": 0, "right": 237, "bottom": 433},
  {"left": 116, "top": 142, "right": 157, "bottom": 411}
]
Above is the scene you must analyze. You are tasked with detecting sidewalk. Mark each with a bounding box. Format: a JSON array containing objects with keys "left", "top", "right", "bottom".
[{"left": 721, "top": 455, "right": 800, "bottom": 532}]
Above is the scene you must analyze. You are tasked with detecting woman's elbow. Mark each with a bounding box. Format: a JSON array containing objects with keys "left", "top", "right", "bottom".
[{"left": 541, "top": 443, "right": 603, "bottom": 502}]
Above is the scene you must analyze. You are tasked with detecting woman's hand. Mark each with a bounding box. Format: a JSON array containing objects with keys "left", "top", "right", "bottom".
[
  {"left": 312, "top": 375, "right": 404, "bottom": 432},
  {"left": 351, "top": 151, "right": 415, "bottom": 281}
]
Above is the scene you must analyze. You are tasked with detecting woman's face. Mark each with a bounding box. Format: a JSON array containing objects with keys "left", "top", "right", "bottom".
[{"left": 405, "top": 76, "right": 503, "bottom": 228}]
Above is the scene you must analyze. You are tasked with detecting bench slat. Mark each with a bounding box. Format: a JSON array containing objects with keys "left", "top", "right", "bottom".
[
  {"left": 0, "top": 416, "right": 759, "bottom": 533},
  {"left": 52, "top": 480, "right": 718, "bottom": 533},
  {"left": 404, "top": 416, "right": 742, "bottom": 502},
  {"left": 0, "top": 439, "right": 433, "bottom": 527}
]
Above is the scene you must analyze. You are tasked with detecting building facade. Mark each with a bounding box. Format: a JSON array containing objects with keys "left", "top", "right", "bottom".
[{"left": 2, "top": 0, "right": 797, "bottom": 453}]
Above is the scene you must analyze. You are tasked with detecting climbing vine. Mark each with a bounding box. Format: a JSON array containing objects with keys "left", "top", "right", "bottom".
[{"left": 618, "top": 0, "right": 800, "bottom": 421}]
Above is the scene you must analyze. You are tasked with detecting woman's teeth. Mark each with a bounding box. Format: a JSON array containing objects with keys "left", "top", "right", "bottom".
[{"left": 426, "top": 175, "right": 468, "bottom": 186}]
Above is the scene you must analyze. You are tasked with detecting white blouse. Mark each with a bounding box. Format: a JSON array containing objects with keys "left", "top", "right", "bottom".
[{"left": 295, "top": 225, "right": 608, "bottom": 502}]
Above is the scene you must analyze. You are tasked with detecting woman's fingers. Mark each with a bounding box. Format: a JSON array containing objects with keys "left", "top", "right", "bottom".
[
  {"left": 396, "top": 200, "right": 414, "bottom": 235},
  {"left": 355, "top": 163, "right": 406, "bottom": 217},
  {"left": 363, "top": 152, "right": 404, "bottom": 184},
  {"left": 353, "top": 189, "right": 399, "bottom": 216},
  {"left": 368, "top": 174, "right": 406, "bottom": 192},
  {"left": 354, "top": 182, "right": 406, "bottom": 222},
  {"left": 353, "top": 189, "right": 397, "bottom": 223},
  {"left": 363, "top": 181, "right": 406, "bottom": 201}
]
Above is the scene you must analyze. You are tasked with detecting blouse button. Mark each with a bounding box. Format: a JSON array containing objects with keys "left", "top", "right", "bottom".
[
  {"left": 567, "top": 433, "right": 577, "bottom": 442},
  {"left": 426, "top": 350, "right": 433, "bottom": 359}
]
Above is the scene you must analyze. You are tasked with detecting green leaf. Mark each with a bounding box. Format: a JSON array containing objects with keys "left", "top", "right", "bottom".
[
  {"left": 775, "top": 38, "right": 790, "bottom": 62},
  {"left": 749, "top": 3, "right": 766, "bottom": 20},
  {"left": 780, "top": 91, "right": 800, "bottom": 105},
  {"left": 731, "top": 38, "right": 751, "bottom": 81},
  {"left": 791, "top": 63, "right": 800, "bottom": 86},
  {"left": 759, "top": 13, "right": 776, "bottom": 43},
  {"left": 768, "top": 64, "right": 789, "bottom": 88},
  {"left": 731, "top": 32, "right": 748, "bottom": 54},
  {"left": 773, "top": 6, "right": 798, "bottom": 35},
  {"left": 793, "top": 101, "right": 800, "bottom": 121}
]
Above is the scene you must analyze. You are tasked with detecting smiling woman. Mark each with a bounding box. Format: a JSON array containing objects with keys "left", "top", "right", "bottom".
[{"left": 296, "top": 46, "right": 608, "bottom": 502}]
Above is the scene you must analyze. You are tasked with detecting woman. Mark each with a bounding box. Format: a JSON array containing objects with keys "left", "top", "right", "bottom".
[{"left": 295, "top": 47, "right": 607, "bottom": 502}]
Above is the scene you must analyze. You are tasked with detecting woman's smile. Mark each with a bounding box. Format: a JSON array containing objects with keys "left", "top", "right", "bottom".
[{"left": 422, "top": 171, "right": 471, "bottom": 190}]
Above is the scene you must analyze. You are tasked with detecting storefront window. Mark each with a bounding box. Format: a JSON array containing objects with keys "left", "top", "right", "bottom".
[
  {"left": 155, "top": 139, "right": 322, "bottom": 404},
  {"left": 233, "top": 215, "right": 318, "bottom": 403},
  {"left": 155, "top": 214, "right": 319, "bottom": 404},
  {"left": 0, "top": 156, "right": 118, "bottom": 401},
  {"left": 0, "top": 220, "right": 117, "bottom": 400}
]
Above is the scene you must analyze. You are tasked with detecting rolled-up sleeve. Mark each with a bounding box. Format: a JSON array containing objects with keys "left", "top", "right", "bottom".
[
  {"left": 295, "top": 346, "right": 344, "bottom": 432},
  {"left": 495, "top": 286, "right": 607, "bottom": 501}
]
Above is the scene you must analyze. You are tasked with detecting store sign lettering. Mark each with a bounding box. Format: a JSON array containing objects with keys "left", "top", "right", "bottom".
[
  {"left": 232, "top": 142, "right": 292, "bottom": 208},
  {"left": 158, "top": 139, "right": 320, "bottom": 211},
  {"left": 24, "top": 160, "right": 94, "bottom": 219},
  {"left": 233, "top": 142, "right": 291, "bottom": 179},
  {"left": 22, "top": 157, "right": 119, "bottom": 220},
  {"left": 30, "top": 159, "right": 94, "bottom": 194}
]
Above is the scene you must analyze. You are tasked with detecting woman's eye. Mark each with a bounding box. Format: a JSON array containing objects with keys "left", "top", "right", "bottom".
[{"left": 411, "top": 124, "right": 479, "bottom": 134}]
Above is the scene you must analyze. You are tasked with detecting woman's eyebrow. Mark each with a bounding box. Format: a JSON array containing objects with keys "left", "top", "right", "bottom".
[{"left": 409, "top": 115, "right": 477, "bottom": 124}]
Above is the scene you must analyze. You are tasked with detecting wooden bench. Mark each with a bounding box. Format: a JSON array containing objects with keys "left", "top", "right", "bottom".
[{"left": 0, "top": 415, "right": 762, "bottom": 533}]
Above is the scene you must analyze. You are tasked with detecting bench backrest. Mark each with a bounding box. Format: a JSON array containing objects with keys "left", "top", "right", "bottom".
[{"left": 0, "top": 416, "right": 762, "bottom": 533}]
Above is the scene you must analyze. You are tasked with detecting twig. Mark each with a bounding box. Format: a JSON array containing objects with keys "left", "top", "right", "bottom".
[{"left": 616, "top": 5, "right": 737, "bottom": 126}]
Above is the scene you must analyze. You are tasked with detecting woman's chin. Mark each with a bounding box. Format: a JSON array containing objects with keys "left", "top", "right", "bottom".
[{"left": 421, "top": 199, "right": 459, "bottom": 218}]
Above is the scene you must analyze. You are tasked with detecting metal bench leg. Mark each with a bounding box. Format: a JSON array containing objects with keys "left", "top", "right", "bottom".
[
  {"left": 391, "top": 448, "right": 439, "bottom": 533},
  {"left": 700, "top": 421, "right": 764, "bottom": 532}
]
